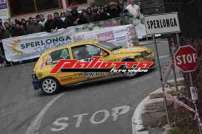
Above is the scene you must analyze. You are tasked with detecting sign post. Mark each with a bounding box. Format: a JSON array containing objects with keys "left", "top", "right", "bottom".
[
  {"left": 145, "top": 12, "right": 181, "bottom": 127},
  {"left": 153, "top": 35, "right": 171, "bottom": 126},
  {"left": 145, "top": 12, "right": 202, "bottom": 133},
  {"left": 168, "top": 37, "right": 179, "bottom": 94},
  {"left": 174, "top": 45, "right": 202, "bottom": 134}
]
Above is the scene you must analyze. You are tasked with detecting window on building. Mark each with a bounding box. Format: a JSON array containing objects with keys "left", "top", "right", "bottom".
[
  {"left": 9, "top": 0, "right": 61, "bottom": 16},
  {"left": 37, "top": 0, "right": 60, "bottom": 11},
  {"left": 66, "top": 0, "right": 87, "bottom": 6},
  {"left": 9, "top": 0, "right": 35, "bottom": 16}
]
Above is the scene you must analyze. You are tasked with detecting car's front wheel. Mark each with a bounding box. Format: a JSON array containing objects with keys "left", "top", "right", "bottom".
[{"left": 41, "top": 78, "right": 59, "bottom": 94}]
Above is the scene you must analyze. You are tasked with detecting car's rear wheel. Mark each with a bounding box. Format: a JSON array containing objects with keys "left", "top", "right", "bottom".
[{"left": 41, "top": 78, "right": 59, "bottom": 94}]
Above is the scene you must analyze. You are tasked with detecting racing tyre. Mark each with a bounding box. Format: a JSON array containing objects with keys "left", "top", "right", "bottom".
[
  {"left": 123, "top": 68, "right": 137, "bottom": 78},
  {"left": 41, "top": 78, "right": 60, "bottom": 95}
]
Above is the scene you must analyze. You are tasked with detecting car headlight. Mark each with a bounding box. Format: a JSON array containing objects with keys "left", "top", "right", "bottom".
[{"left": 32, "top": 74, "right": 38, "bottom": 80}]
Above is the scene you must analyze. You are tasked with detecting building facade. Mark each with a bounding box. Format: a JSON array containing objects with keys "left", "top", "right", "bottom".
[
  {"left": 8, "top": 0, "right": 91, "bottom": 17},
  {"left": 2, "top": 0, "right": 121, "bottom": 19}
]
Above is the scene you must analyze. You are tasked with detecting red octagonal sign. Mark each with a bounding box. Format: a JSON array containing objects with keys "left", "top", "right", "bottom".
[{"left": 174, "top": 45, "right": 198, "bottom": 73}]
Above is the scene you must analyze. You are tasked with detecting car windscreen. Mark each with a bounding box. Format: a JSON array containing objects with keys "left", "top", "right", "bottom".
[{"left": 98, "top": 42, "right": 122, "bottom": 51}]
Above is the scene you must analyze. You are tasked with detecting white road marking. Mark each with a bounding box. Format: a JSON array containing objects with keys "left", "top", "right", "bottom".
[
  {"left": 50, "top": 105, "right": 131, "bottom": 132},
  {"left": 51, "top": 117, "right": 69, "bottom": 132},
  {"left": 26, "top": 93, "right": 64, "bottom": 134},
  {"left": 111, "top": 105, "right": 130, "bottom": 121},
  {"left": 90, "top": 109, "right": 110, "bottom": 125},
  {"left": 73, "top": 113, "right": 89, "bottom": 128},
  {"left": 132, "top": 96, "right": 150, "bottom": 134}
]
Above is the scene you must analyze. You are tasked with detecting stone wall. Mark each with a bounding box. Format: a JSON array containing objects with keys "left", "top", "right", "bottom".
[{"left": 141, "top": 79, "right": 185, "bottom": 128}]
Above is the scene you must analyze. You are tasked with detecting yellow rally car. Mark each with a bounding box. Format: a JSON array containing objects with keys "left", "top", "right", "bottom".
[{"left": 32, "top": 40, "right": 155, "bottom": 94}]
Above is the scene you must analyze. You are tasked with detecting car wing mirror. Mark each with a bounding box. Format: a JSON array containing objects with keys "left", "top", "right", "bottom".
[{"left": 46, "top": 60, "right": 52, "bottom": 65}]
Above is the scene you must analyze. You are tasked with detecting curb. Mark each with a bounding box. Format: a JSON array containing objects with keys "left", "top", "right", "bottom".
[
  {"left": 132, "top": 78, "right": 185, "bottom": 134},
  {"left": 132, "top": 96, "right": 150, "bottom": 134}
]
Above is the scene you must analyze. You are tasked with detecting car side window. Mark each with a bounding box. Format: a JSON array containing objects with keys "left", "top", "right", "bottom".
[
  {"left": 86, "top": 45, "right": 101, "bottom": 56},
  {"left": 72, "top": 44, "right": 102, "bottom": 60},
  {"left": 50, "top": 49, "right": 70, "bottom": 62}
]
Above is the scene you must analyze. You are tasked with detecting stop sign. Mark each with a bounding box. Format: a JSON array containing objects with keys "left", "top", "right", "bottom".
[{"left": 174, "top": 45, "right": 198, "bottom": 72}]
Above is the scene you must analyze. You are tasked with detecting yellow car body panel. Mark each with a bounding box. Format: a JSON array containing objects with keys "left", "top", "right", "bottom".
[{"left": 32, "top": 40, "right": 155, "bottom": 89}]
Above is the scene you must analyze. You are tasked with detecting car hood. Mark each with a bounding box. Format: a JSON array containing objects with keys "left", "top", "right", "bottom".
[{"left": 112, "top": 46, "right": 151, "bottom": 55}]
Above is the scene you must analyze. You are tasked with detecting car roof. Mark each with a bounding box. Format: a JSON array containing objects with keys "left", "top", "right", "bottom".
[{"left": 44, "top": 39, "right": 98, "bottom": 55}]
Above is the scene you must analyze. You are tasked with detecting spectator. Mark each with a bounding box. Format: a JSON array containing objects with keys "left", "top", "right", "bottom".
[
  {"left": 0, "top": 23, "right": 6, "bottom": 40},
  {"left": 60, "top": 12, "right": 66, "bottom": 21},
  {"left": 108, "top": 2, "right": 121, "bottom": 18},
  {"left": 45, "top": 14, "right": 55, "bottom": 32},
  {"left": 3, "top": 22, "right": 12, "bottom": 37},
  {"left": 0, "top": 19, "right": 3, "bottom": 27},
  {"left": 64, "top": 11, "right": 74, "bottom": 28},
  {"left": 21, "top": 18, "right": 28, "bottom": 33},
  {"left": 71, "top": 8, "right": 79, "bottom": 24},
  {"left": 14, "top": 19, "right": 21, "bottom": 25},
  {"left": 26, "top": 18, "right": 43, "bottom": 34},
  {"left": 0, "top": 25, "right": 7, "bottom": 66},
  {"left": 126, "top": 0, "right": 141, "bottom": 18},
  {"left": 0, "top": 19, "right": 5, "bottom": 65},
  {"left": 86, "top": 7, "right": 94, "bottom": 22},
  {"left": 36, "top": 14, "right": 41, "bottom": 23},
  {"left": 97, "top": 7, "right": 108, "bottom": 21},
  {"left": 75, "top": 11, "right": 88, "bottom": 25},
  {"left": 38, "top": 14, "right": 46, "bottom": 27},
  {"left": 53, "top": 12, "right": 65, "bottom": 29},
  {"left": 11, "top": 23, "right": 25, "bottom": 36}
]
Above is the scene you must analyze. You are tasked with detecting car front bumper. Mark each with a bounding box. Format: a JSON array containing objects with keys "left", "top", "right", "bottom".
[{"left": 32, "top": 74, "right": 41, "bottom": 90}]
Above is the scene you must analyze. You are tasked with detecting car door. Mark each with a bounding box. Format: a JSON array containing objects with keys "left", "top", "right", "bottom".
[
  {"left": 48, "top": 48, "right": 86, "bottom": 86},
  {"left": 71, "top": 44, "right": 110, "bottom": 80}
]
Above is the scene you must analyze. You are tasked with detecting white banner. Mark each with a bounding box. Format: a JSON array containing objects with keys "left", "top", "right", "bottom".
[
  {"left": 2, "top": 29, "right": 74, "bottom": 62},
  {"left": 2, "top": 25, "right": 136, "bottom": 62},
  {"left": 73, "top": 25, "right": 136, "bottom": 46}
]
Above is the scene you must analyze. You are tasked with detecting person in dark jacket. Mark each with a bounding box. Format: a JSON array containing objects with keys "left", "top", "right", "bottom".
[
  {"left": 71, "top": 8, "right": 79, "bottom": 24},
  {"left": 64, "top": 11, "right": 74, "bottom": 28},
  {"left": 26, "top": 18, "right": 43, "bottom": 34},
  {"left": 76, "top": 11, "right": 89, "bottom": 25},
  {"left": 53, "top": 12, "right": 65, "bottom": 29},
  {"left": 44, "top": 14, "right": 55, "bottom": 32},
  {"left": 0, "top": 22, "right": 10, "bottom": 66},
  {"left": 108, "top": 2, "right": 121, "bottom": 18},
  {"left": 11, "top": 23, "right": 25, "bottom": 37}
]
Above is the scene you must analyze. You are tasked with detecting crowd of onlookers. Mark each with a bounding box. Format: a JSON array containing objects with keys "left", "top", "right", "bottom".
[
  {"left": 0, "top": 2, "right": 123, "bottom": 40},
  {"left": 0, "top": 2, "right": 123, "bottom": 66}
]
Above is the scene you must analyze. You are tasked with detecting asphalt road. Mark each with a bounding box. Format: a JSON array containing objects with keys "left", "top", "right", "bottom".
[{"left": 0, "top": 39, "right": 174, "bottom": 134}]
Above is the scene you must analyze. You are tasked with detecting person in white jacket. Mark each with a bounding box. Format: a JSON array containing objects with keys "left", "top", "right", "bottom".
[
  {"left": 126, "top": 0, "right": 141, "bottom": 18},
  {"left": 126, "top": 0, "right": 147, "bottom": 40}
]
